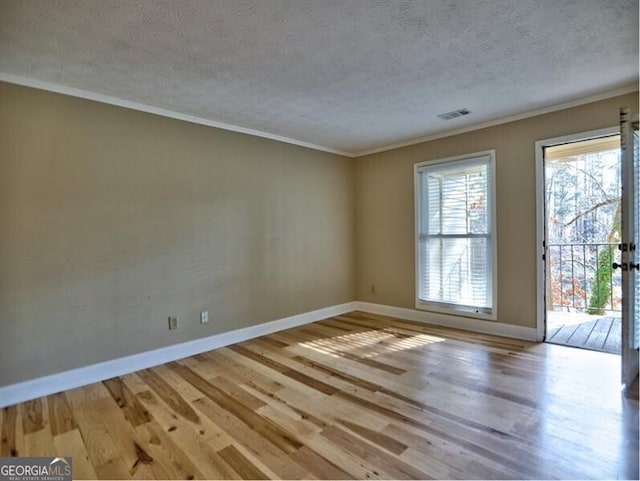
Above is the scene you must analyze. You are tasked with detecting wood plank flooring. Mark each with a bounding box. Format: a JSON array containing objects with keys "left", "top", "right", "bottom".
[
  {"left": 2, "top": 311, "right": 638, "bottom": 479},
  {"left": 547, "top": 316, "right": 621, "bottom": 353}
]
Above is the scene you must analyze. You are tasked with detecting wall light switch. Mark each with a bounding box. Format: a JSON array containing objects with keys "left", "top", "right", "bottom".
[{"left": 201, "top": 311, "right": 209, "bottom": 324}]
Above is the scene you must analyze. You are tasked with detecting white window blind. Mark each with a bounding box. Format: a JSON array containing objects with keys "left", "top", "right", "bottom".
[{"left": 415, "top": 152, "right": 496, "bottom": 318}]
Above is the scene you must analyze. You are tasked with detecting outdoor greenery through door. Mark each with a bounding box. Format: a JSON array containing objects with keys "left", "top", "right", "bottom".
[{"left": 544, "top": 134, "right": 622, "bottom": 353}]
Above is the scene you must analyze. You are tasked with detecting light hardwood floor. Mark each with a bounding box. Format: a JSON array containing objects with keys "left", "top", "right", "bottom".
[{"left": 1, "top": 311, "right": 638, "bottom": 479}]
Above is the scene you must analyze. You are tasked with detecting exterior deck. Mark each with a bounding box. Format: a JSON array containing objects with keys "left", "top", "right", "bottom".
[{"left": 547, "top": 314, "right": 621, "bottom": 354}]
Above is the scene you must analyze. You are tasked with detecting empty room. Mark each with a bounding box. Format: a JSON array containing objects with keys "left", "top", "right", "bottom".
[{"left": 0, "top": 1, "right": 638, "bottom": 479}]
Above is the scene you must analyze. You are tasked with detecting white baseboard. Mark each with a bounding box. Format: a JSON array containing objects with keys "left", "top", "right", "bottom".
[
  {"left": 0, "top": 301, "right": 357, "bottom": 408},
  {"left": 354, "top": 302, "right": 539, "bottom": 341},
  {"left": 0, "top": 300, "right": 539, "bottom": 407}
]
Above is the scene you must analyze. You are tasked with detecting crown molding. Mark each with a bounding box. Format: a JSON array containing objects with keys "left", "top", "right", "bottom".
[
  {"left": 353, "top": 83, "right": 639, "bottom": 157},
  {"left": 0, "top": 72, "right": 354, "bottom": 158},
  {"left": 1, "top": 73, "right": 636, "bottom": 159}
]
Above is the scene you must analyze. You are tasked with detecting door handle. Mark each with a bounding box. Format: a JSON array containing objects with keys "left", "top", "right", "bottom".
[
  {"left": 612, "top": 262, "right": 628, "bottom": 271},
  {"left": 631, "top": 262, "right": 640, "bottom": 271}
]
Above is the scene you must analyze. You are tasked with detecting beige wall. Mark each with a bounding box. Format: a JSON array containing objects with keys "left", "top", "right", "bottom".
[
  {"left": 1, "top": 80, "right": 637, "bottom": 387},
  {"left": 355, "top": 92, "right": 639, "bottom": 328},
  {"left": 0, "top": 82, "right": 356, "bottom": 386}
]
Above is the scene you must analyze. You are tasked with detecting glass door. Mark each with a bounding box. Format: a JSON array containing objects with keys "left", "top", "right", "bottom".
[{"left": 620, "top": 107, "right": 639, "bottom": 389}]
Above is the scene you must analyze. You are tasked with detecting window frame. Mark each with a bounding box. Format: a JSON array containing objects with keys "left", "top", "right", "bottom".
[{"left": 414, "top": 150, "right": 498, "bottom": 321}]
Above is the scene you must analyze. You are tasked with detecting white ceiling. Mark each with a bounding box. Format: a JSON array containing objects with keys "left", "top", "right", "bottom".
[{"left": 0, "top": 0, "right": 638, "bottom": 156}]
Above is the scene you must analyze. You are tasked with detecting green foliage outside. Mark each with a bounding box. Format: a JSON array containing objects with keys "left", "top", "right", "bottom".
[
  {"left": 587, "top": 246, "right": 614, "bottom": 315},
  {"left": 587, "top": 204, "right": 621, "bottom": 315}
]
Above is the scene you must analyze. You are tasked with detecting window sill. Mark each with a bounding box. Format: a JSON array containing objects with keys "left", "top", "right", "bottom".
[{"left": 415, "top": 300, "right": 497, "bottom": 322}]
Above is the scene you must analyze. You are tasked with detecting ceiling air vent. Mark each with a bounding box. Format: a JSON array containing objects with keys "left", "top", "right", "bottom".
[{"left": 437, "top": 108, "right": 471, "bottom": 120}]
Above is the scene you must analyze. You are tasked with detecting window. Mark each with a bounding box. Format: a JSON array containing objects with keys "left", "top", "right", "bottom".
[{"left": 414, "top": 151, "right": 497, "bottom": 319}]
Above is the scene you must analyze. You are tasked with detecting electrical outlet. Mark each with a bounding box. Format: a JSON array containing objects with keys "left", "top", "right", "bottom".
[
  {"left": 200, "top": 311, "right": 209, "bottom": 324},
  {"left": 168, "top": 316, "right": 179, "bottom": 330}
]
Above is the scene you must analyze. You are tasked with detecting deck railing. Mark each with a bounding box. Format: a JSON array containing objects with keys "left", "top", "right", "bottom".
[{"left": 547, "top": 242, "right": 622, "bottom": 313}]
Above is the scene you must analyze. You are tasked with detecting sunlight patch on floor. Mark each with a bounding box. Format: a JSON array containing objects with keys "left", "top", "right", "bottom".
[{"left": 299, "top": 328, "right": 445, "bottom": 358}]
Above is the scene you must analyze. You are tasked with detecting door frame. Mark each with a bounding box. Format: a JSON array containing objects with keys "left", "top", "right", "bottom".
[
  {"left": 620, "top": 108, "right": 639, "bottom": 389},
  {"left": 534, "top": 126, "right": 620, "bottom": 342}
]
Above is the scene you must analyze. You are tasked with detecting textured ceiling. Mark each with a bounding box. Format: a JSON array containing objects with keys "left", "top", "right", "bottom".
[{"left": 0, "top": 0, "right": 638, "bottom": 155}]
